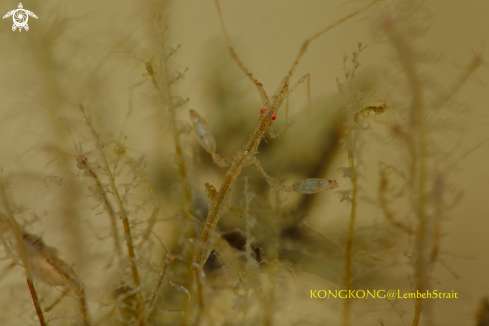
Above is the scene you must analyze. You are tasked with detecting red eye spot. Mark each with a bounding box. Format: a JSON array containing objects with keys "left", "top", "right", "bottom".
[
  {"left": 260, "top": 109, "right": 265, "bottom": 115},
  {"left": 272, "top": 114, "right": 276, "bottom": 120},
  {"left": 84, "top": 157, "right": 87, "bottom": 161}
]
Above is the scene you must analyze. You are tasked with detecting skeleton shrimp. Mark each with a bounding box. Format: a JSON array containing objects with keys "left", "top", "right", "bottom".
[{"left": 189, "top": 0, "right": 381, "bottom": 317}]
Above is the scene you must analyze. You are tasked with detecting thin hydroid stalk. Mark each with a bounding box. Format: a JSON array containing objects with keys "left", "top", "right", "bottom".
[
  {"left": 151, "top": 23, "right": 194, "bottom": 226},
  {"left": 26, "top": 279, "right": 47, "bottom": 326},
  {"left": 343, "top": 142, "right": 357, "bottom": 326},
  {"left": 79, "top": 105, "right": 145, "bottom": 325},
  {"left": 379, "top": 170, "right": 415, "bottom": 236},
  {"left": 88, "top": 167, "right": 124, "bottom": 261},
  {"left": 338, "top": 43, "right": 367, "bottom": 326},
  {"left": 152, "top": 22, "right": 197, "bottom": 325},
  {"left": 383, "top": 15, "right": 427, "bottom": 325},
  {"left": 0, "top": 182, "right": 47, "bottom": 326},
  {"left": 38, "top": 103, "right": 125, "bottom": 262}
]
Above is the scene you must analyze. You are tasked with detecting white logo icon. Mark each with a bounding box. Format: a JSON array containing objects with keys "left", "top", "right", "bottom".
[{"left": 3, "top": 3, "right": 38, "bottom": 32}]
